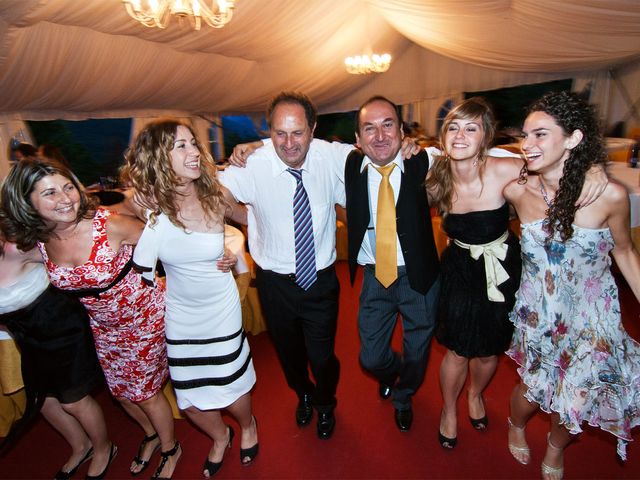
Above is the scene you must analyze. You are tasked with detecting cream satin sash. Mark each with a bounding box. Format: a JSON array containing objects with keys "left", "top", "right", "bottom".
[{"left": 453, "top": 230, "right": 510, "bottom": 302}]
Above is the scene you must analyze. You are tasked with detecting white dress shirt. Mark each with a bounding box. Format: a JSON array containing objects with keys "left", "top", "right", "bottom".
[
  {"left": 220, "top": 139, "right": 353, "bottom": 274},
  {"left": 356, "top": 151, "right": 406, "bottom": 267}
]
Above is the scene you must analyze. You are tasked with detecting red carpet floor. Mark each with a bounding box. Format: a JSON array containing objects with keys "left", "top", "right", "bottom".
[{"left": 1, "top": 261, "right": 639, "bottom": 479}]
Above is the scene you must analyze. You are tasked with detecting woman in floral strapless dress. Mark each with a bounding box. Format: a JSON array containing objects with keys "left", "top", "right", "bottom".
[
  {"left": 1, "top": 158, "right": 180, "bottom": 479},
  {"left": 504, "top": 91, "right": 640, "bottom": 479}
]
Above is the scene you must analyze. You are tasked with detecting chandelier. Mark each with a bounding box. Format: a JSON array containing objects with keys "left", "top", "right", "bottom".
[
  {"left": 123, "top": 0, "right": 236, "bottom": 30},
  {"left": 344, "top": 53, "right": 391, "bottom": 75}
]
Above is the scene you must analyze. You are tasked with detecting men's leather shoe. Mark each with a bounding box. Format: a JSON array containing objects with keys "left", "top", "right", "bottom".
[
  {"left": 378, "top": 382, "right": 392, "bottom": 400},
  {"left": 296, "top": 394, "right": 313, "bottom": 427},
  {"left": 395, "top": 407, "right": 413, "bottom": 432},
  {"left": 317, "top": 411, "right": 336, "bottom": 440}
]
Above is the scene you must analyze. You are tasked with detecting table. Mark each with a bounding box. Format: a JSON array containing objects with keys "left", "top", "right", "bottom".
[{"left": 606, "top": 137, "right": 635, "bottom": 163}]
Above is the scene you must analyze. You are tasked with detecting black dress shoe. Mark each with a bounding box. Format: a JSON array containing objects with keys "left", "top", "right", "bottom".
[
  {"left": 378, "top": 382, "right": 392, "bottom": 399},
  {"left": 394, "top": 408, "right": 413, "bottom": 432},
  {"left": 295, "top": 394, "right": 313, "bottom": 427},
  {"left": 316, "top": 411, "right": 336, "bottom": 440}
]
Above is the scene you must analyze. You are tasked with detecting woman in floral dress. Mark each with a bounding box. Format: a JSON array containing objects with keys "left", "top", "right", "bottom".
[
  {"left": 504, "top": 91, "right": 640, "bottom": 479},
  {"left": 0, "top": 158, "right": 180, "bottom": 479}
]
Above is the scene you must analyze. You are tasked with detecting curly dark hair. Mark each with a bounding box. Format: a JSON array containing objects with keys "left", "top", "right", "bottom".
[
  {"left": 0, "top": 157, "right": 96, "bottom": 251},
  {"left": 527, "top": 91, "right": 607, "bottom": 242}
]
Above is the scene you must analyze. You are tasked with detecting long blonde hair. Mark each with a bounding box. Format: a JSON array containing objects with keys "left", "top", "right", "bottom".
[
  {"left": 121, "top": 119, "right": 225, "bottom": 229},
  {"left": 426, "top": 97, "right": 496, "bottom": 214}
]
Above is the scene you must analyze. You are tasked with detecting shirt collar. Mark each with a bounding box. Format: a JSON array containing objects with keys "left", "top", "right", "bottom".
[
  {"left": 269, "top": 144, "right": 312, "bottom": 177},
  {"left": 359, "top": 150, "right": 404, "bottom": 174}
]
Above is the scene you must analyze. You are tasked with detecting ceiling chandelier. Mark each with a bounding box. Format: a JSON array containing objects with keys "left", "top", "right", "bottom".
[
  {"left": 344, "top": 53, "right": 392, "bottom": 75},
  {"left": 122, "top": 0, "right": 236, "bottom": 30}
]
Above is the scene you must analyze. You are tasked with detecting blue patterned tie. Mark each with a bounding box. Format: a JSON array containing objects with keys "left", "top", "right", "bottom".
[{"left": 287, "top": 168, "right": 317, "bottom": 290}]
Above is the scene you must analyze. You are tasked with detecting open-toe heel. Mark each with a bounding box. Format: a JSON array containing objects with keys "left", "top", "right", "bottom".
[
  {"left": 541, "top": 433, "right": 564, "bottom": 480},
  {"left": 85, "top": 443, "right": 117, "bottom": 480},
  {"left": 469, "top": 414, "right": 488, "bottom": 430},
  {"left": 151, "top": 441, "right": 181, "bottom": 480},
  {"left": 507, "top": 417, "right": 530, "bottom": 465},
  {"left": 468, "top": 395, "right": 488, "bottom": 430},
  {"left": 240, "top": 417, "right": 259, "bottom": 466},
  {"left": 438, "top": 431, "right": 458, "bottom": 449},
  {"left": 130, "top": 432, "right": 159, "bottom": 476},
  {"left": 203, "top": 426, "right": 234, "bottom": 478},
  {"left": 55, "top": 446, "right": 94, "bottom": 480}
]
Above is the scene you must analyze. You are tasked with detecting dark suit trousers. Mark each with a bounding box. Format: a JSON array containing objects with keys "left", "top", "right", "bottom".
[
  {"left": 357, "top": 265, "right": 440, "bottom": 410},
  {"left": 255, "top": 265, "right": 340, "bottom": 411}
]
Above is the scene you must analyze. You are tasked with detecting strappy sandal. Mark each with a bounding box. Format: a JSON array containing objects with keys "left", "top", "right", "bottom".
[
  {"left": 507, "top": 417, "right": 530, "bottom": 465},
  {"left": 541, "top": 433, "right": 564, "bottom": 480},
  {"left": 151, "top": 441, "right": 181, "bottom": 480},
  {"left": 130, "top": 432, "right": 160, "bottom": 475}
]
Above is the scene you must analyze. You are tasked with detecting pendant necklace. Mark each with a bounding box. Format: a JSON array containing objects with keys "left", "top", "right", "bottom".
[{"left": 539, "top": 180, "right": 554, "bottom": 208}]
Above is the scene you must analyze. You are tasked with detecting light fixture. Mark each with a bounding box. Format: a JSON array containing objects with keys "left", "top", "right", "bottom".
[
  {"left": 123, "top": 0, "right": 236, "bottom": 30},
  {"left": 344, "top": 53, "right": 391, "bottom": 75}
]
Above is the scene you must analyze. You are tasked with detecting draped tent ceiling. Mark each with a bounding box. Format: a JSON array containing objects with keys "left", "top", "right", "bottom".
[{"left": 0, "top": 0, "right": 639, "bottom": 123}]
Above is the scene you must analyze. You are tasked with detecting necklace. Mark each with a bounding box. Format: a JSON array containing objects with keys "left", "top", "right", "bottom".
[{"left": 539, "top": 180, "right": 554, "bottom": 208}]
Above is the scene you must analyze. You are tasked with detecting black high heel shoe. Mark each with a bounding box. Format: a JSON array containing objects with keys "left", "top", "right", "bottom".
[
  {"left": 203, "top": 426, "right": 234, "bottom": 477},
  {"left": 85, "top": 443, "right": 117, "bottom": 480},
  {"left": 438, "top": 431, "right": 458, "bottom": 449},
  {"left": 55, "top": 447, "right": 94, "bottom": 480},
  {"left": 240, "top": 417, "right": 259, "bottom": 466},
  {"left": 469, "top": 414, "right": 488, "bottom": 430},
  {"left": 130, "top": 432, "right": 160, "bottom": 475},
  {"left": 151, "top": 441, "right": 181, "bottom": 480}
]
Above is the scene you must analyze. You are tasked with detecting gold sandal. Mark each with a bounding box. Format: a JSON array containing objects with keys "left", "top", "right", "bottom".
[
  {"left": 507, "top": 417, "right": 530, "bottom": 465},
  {"left": 541, "top": 434, "right": 564, "bottom": 480}
]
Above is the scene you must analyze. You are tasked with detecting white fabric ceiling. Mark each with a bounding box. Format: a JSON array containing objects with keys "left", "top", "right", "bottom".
[{"left": 0, "top": 0, "right": 639, "bottom": 121}]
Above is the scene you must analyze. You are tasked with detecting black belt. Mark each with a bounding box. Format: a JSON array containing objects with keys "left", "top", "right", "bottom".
[
  {"left": 62, "top": 258, "right": 134, "bottom": 298},
  {"left": 259, "top": 263, "right": 335, "bottom": 281}
]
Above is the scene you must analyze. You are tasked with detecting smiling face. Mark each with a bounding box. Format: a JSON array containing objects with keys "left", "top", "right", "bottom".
[
  {"left": 170, "top": 125, "right": 201, "bottom": 181},
  {"left": 29, "top": 173, "right": 80, "bottom": 226},
  {"left": 270, "top": 103, "right": 315, "bottom": 169},
  {"left": 356, "top": 99, "right": 403, "bottom": 167},
  {"left": 521, "top": 110, "right": 579, "bottom": 173},
  {"left": 443, "top": 116, "right": 485, "bottom": 162}
]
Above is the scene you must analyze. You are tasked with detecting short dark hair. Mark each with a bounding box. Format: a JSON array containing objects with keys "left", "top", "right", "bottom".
[
  {"left": 266, "top": 91, "right": 317, "bottom": 130},
  {"left": 355, "top": 96, "right": 402, "bottom": 133}
]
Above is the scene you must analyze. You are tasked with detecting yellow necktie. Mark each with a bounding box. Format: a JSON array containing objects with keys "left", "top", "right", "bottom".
[{"left": 374, "top": 163, "right": 397, "bottom": 287}]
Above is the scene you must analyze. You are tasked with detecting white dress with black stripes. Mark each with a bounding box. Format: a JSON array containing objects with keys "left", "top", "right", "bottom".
[{"left": 134, "top": 213, "right": 255, "bottom": 410}]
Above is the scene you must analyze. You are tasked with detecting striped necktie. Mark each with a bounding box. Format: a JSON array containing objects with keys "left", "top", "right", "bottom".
[{"left": 287, "top": 168, "right": 317, "bottom": 290}]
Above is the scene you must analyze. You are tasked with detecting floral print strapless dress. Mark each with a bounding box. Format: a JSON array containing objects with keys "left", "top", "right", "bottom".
[{"left": 507, "top": 221, "right": 640, "bottom": 459}]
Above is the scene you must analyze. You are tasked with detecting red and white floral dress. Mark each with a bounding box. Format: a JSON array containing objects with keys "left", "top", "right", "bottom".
[{"left": 37, "top": 208, "right": 168, "bottom": 402}]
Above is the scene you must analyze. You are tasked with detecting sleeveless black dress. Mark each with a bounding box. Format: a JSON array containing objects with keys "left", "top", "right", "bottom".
[
  {"left": 0, "top": 286, "right": 103, "bottom": 405},
  {"left": 435, "top": 203, "right": 521, "bottom": 357}
]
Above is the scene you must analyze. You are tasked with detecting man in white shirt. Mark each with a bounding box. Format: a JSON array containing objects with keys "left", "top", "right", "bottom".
[{"left": 221, "top": 92, "right": 353, "bottom": 440}]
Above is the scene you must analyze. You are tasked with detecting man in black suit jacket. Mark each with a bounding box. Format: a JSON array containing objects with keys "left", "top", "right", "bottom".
[{"left": 345, "top": 96, "right": 440, "bottom": 431}]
